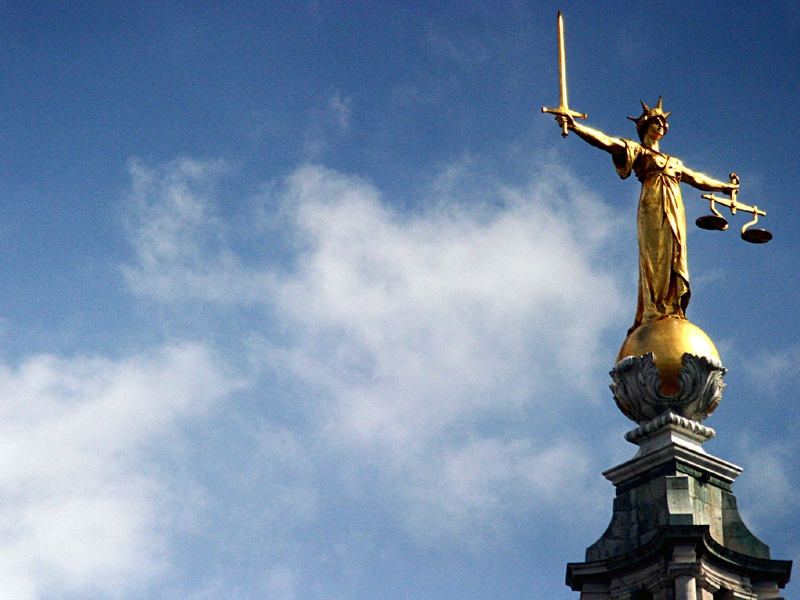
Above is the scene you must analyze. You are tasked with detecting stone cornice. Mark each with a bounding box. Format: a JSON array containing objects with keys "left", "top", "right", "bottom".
[
  {"left": 567, "top": 526, "right": 792, "bottom": 590},
  {"left": 604, "top": 440, "right": 742, "bottom": 488}
]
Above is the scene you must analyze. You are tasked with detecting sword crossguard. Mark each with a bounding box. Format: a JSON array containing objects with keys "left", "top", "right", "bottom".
[{"left": 541, "top": 106, "right": 588, "bottom": 137}]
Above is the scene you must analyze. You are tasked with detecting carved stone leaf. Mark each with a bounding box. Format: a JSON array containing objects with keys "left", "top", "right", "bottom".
[{"left": 610, "top": 353, "right": 727, "bottom": 424}]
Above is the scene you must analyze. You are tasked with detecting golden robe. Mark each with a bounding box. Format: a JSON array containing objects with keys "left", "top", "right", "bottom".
[{"left": 614, "top": 140, "right": 690, "bottom": 331}]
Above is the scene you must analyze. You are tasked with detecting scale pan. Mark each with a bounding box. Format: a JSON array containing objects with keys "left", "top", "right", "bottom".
[
  {"left": 696, "top": 215, "right": 728, "bottom": 231},
  {"left": 741, "top": 228, "right": 772, "bottom": 244}
]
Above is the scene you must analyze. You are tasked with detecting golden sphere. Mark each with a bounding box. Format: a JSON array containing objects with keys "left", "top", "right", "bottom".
[{"left": 615, "top": 318, "right": 720, "bottom": 396}]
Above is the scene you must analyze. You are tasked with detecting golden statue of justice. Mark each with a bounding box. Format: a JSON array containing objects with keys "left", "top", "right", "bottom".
[{"left": 541, "top": 12, "right": 772, "bottom": 402}]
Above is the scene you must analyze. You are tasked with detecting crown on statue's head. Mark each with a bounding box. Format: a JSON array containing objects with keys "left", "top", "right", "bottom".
[{"left": 627, "top": 96, "right": 671, "bottom": 138}]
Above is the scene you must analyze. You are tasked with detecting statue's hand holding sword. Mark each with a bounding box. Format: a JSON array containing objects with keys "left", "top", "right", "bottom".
[{"left": 541, "top": 11, "right": 587, "bottom": 137}]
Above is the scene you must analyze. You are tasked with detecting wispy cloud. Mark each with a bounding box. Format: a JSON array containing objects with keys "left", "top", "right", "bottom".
[
  {"left": 741, "top": 342, "right": 800, "bottom": 394},
  {"left": 123, "top": 157, "right": 275, "bottom": 304},
  {"left": 424, "top": 23, "right": 491, "bottom": 72},
  {"left": 121, "top": 158, "right": 626, "bottom": 560},
  {"left": 302, "top": 93, "right": 354, "bottom": 159},
  {"left": 0, "top": 344, "right": 239, "bottom": 598},
  {"left": 735, "top": 438, "right": 800, "bottom": 528},
  {"left": 272, "top": 164, "right": 623, "bottom": 440}
]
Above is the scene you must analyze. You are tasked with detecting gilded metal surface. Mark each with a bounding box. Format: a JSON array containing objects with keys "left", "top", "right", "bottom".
[
  {"left": 556, "top": 99, "right": 737, "bottom": 331},
  {"left": 616, "top": 318, "right": 720, "bottom": 396},
  {"left": 541, "top": 12, "right": 586, "bottom": 137},
  {"left": 542, "top": 14, "right": 769, "bottom": 332}
]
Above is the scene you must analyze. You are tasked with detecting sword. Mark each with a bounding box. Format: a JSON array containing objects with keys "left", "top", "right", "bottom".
[{"left": 541, "top": 11, "right": 587, "bottom": 137}]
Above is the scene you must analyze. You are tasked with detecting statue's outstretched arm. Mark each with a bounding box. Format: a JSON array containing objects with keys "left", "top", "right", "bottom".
[
  {"left": 557, "top": 114, "right": 625, "bottom": 156},
  {"left": 682, "top": 167, "right": 739, "bottom": 194}
]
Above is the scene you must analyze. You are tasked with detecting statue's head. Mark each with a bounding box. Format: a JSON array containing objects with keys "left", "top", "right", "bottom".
[{"left": 628, "top": 96, "right": 671, "bottom": 142}]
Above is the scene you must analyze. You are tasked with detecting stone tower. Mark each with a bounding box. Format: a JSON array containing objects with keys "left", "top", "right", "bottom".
[{"left": 566, "top": 318, "right": 792, "bottom": 600}]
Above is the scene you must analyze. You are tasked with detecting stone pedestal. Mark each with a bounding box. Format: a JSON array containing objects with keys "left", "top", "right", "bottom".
[{"left": 566, "top": 412, "right": 791, "bottom": 600}]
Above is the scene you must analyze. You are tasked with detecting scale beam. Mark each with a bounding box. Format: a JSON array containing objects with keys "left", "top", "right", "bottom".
[{"left": 696, "top": 174, "right": 772, "bottom": 243}]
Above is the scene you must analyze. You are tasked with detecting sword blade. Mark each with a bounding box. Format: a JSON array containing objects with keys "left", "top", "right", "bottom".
[{"left": 558, "top": 11, "right": 568, "bottom": 110}]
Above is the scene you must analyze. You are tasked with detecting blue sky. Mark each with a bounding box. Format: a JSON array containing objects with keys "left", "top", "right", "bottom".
[{"left": 0, "top": 2, "right": 798, "bottom": 598}]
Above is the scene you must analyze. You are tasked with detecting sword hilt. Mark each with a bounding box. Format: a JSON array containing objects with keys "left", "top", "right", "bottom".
[{"left": 541, "top": 106, "right": 588, "bottom": 137}]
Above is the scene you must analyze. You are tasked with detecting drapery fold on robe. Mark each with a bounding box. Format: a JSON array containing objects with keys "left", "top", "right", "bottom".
[{"left": 613, "top": 139, "right": 690, "bottom": 331}]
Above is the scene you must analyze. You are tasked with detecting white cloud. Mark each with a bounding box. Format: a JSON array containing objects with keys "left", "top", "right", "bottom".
[
  {"left": 302, "top": 93, "right": 354, "bottom": 159},
  {"left": 0, "top": 343, "right": 238, "bottom": 599},
  {"left": 735, "top": 440, "right": 800, "bottom": 528},
  {"left": 424, "top": 23, "right": 490, "bottom": 71},
  {"left": 328, "top": 93, "right": 352, "bottom": 132},
  {"left": 123, "top": 157, "right": 275, "bottom": 304},
  {"left": 272, "top": 164, "right": 624, "bottom": 443},
  {"left": 122, "top": 158, "right": 627, "bottom": 552},
  {"left": 398, "top": 437, "right": 595, "bottom": 546},
  {"left": 741, "top": 342, "right": 800, "bottom": 394}
]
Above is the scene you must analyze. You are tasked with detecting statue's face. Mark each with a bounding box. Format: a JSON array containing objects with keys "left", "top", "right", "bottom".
[{"left": 645, "top": 117, "right": 668, "bottom": 140}]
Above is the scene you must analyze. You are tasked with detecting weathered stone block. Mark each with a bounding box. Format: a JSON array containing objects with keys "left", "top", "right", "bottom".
[{"left": 569, "top": 415, "right": 790, "bottom": 599}]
